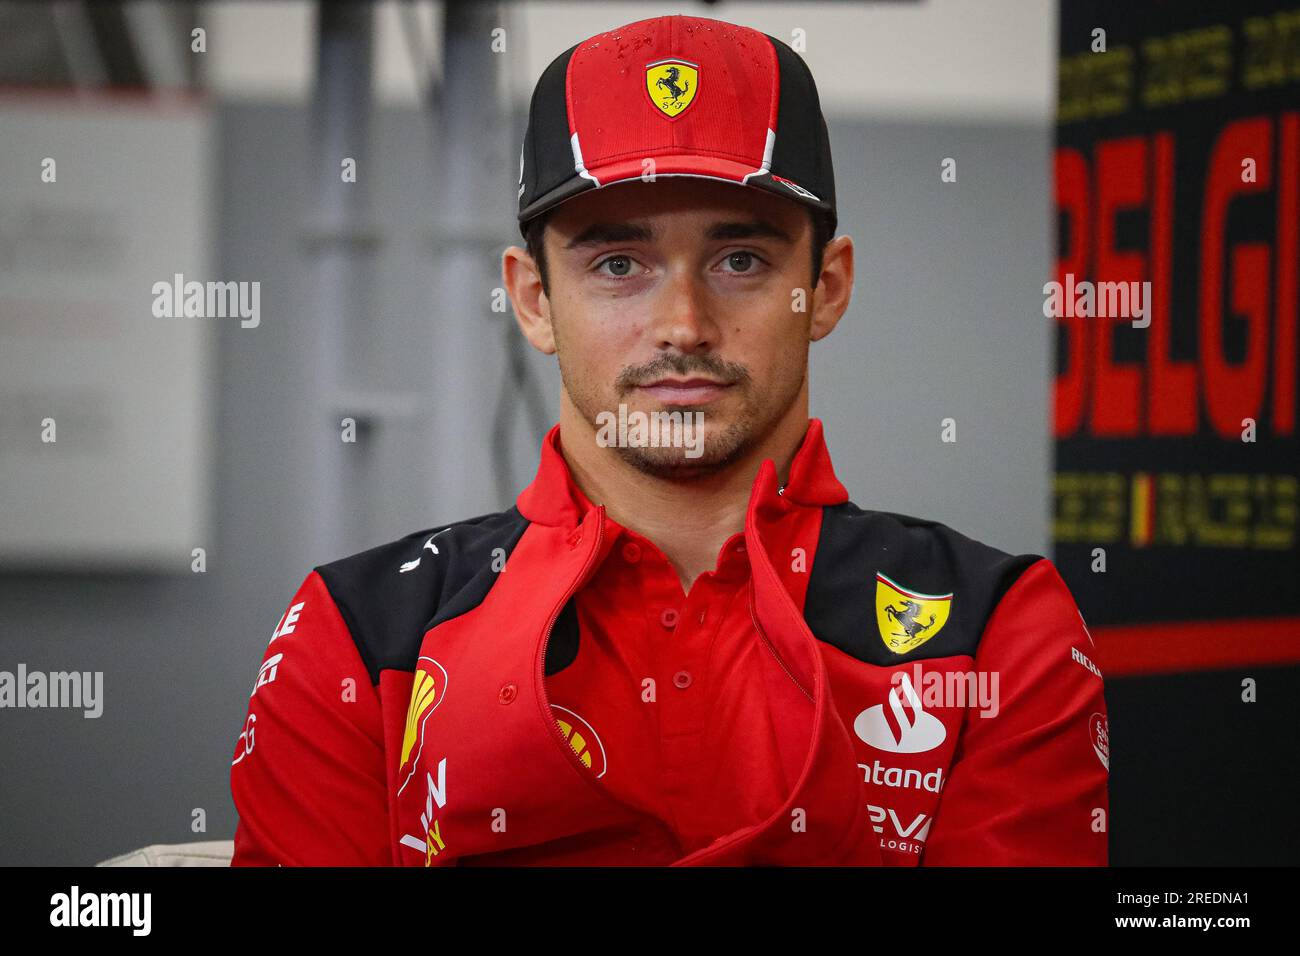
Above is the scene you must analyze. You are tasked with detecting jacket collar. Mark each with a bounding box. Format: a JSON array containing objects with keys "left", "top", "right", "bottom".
[{"left": 516, "top": 417, "right": 849, "bottom": 528}]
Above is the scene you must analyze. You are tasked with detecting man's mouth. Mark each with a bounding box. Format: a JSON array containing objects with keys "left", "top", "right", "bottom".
[{"left": 634, "top": 377, "right": 734, "bottom": 405}]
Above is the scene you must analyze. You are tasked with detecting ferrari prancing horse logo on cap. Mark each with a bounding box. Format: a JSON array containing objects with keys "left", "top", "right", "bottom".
[{"left": 646, "top": 58, "right": 699, "bottom": 119}]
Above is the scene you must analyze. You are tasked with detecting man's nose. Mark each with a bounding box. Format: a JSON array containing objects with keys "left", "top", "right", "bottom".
[{"left": 650, "top": 267, "right": 718, "bottom": 351}]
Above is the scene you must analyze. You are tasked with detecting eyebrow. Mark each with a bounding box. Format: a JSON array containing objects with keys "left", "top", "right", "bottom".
[{"left": 563, "top": 218, "right": 794, "bottom": 249}]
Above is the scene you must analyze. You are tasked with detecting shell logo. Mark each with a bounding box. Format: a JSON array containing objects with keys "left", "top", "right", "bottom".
[
  {"left": 551, "top": 704, "right": 607, "bottom": 778},
  {"left": 397, "top": 656, "right": 448, "bottom": 796}
]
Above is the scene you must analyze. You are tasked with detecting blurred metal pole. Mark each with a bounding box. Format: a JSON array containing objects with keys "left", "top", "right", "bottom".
[
  {"left": 301, "top": 2, "right": 375, "bottom": 561},
  {"left": 49, "top": 1, "right": 108, "bottom": 87},
  {"left": 429, "top": 1, "right": 516, "bottom": 510}
]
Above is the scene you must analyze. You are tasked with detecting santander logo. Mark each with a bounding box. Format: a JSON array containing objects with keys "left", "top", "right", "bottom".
[{"left": 854, "top": 673, "right": 947, "bottom": 754}]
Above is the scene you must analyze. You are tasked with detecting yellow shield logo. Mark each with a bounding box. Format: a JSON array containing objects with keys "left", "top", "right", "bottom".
[
  {"left": 646, "top": 59, "right": 699, "bottom": 119},
  {"left": 874, "top": 572, "right": 952, "bottom": 654}
]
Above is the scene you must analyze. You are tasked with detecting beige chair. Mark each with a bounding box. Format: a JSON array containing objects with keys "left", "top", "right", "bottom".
[{"left": 97, "top": 840, "right": 234, "bottom": 867}]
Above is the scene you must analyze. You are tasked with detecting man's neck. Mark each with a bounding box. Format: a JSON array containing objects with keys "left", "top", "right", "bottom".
[{"left": 557, "top": 396, "right": 810, "bottom": 592}]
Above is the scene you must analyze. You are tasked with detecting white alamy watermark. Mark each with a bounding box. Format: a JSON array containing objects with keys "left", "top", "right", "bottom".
[
  {"left": 151, "top": 273, "right": 260, "bottom": 328},
  {"left": 50, "top": 886, "right": 150, "bottom": 936},
  {"left": 0, "top": 664, "right": 103, "bottom": 718},
  {"left": 891, "top": 663, "right": 1000, "bottom": 719},
  {"left": 1042, "top": 272, "right": 1152, "bottom": 327},
  {"left": 595, "top": 404, "right": 704, "bottom": 459}
]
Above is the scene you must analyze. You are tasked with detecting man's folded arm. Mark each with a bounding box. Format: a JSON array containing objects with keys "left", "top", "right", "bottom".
[
  {"left": 922, "top": 558, "right": 1110, "bottom": 866},
  {"left": 229, "top": 570, "right": 392, "bottom": 866}
]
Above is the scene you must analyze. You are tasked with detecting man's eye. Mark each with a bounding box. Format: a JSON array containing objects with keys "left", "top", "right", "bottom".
[
  {"left": 597, "top": 255, "right": 635, "bottom": 277},
  {"left": 721, "top": 251, "right": 760, "bottom": 273}
]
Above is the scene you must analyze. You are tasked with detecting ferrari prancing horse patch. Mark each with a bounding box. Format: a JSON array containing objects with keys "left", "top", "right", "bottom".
[
  {"left": 646, "top": 58, "right": 699, "bottom": 118},
  {"left": 874, "top": 572, "right": 953, "bottom": 654}
]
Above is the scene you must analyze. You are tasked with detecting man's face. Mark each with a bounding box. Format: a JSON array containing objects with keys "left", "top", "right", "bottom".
[{"left": 540, "top": 177, "right": 817, "bottom": 479}]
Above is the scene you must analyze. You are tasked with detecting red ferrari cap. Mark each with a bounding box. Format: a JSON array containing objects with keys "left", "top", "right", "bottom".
[{"left": 517, "top": 14, "right": 837, "bottom": 238}]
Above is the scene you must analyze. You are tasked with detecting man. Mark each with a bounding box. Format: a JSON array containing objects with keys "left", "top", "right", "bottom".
[{"left": 230, "top": 13, "right": 1109, "bottom": 866}]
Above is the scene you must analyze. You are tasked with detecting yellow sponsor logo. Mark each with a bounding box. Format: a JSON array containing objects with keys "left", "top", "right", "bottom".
[
  {"left": 552, "top": 704, "right": 608, "bottom": 777},
  {"left": 398, "top": 657, "right": 448, "bottom": 793}
]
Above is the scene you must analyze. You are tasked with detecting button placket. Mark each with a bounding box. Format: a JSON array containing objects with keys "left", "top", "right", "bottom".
[{"left": 663, "top": 580, "right": 724, "bottom": 738}]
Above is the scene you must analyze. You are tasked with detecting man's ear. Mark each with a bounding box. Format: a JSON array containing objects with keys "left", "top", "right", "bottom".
[
  {"left": 502, "top": 245, "right": 555, "bottom": 355},
  {"left": 809, "top": 234, "right": 854, "bottom": 342}
]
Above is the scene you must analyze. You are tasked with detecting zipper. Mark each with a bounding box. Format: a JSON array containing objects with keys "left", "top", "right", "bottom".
[
  {"left": 748, "top": 575, "right": 814, "bottom": 704},
  {"left": 536, "top": 506, "right": 612, "bottom": 783}
]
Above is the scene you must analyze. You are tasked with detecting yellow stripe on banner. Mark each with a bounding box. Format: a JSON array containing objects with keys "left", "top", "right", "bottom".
[{"left": 1130, "top": 472, "right": 1151, "bottom": 547}]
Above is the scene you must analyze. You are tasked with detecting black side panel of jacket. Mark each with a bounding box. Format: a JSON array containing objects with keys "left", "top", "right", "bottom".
[
  {"left": 544, "top": 598, "right": 581, "bottom": 677},
  {"left": 804, "top": 501, "right": 1044, "bottom": 666},
  {"left": 314, "top": 508, "right": 531, "bottom": 685}
]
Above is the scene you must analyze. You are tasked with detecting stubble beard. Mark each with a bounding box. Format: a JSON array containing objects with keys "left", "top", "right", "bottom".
[
  {"left": 557, "top": 354, "right": 805, "bottom": 483},
  {"left": 612, "top": 404, "right": 755, "bottom": 480}
]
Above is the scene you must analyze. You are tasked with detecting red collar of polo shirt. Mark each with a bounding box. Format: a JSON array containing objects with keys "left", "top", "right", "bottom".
[{"left": 516, "top": 418, "right": 849, "bottom": 528}]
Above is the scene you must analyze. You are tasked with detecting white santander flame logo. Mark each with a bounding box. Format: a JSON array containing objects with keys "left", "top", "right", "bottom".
[{"left": 854, "top": 673, "right": 947, "bottom": 754}]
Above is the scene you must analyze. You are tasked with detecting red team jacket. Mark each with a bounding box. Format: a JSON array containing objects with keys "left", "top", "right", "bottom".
[{"left": 229, "top": 419, "right": 1110, "bottom": 866}]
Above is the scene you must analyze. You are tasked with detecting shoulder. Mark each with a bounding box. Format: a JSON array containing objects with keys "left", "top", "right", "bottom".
[
  {"left": 312, "top": 507, "right": 530, "bottom": 683},
  {"left": 806, "top": 500, "right": 1047, "bottom": 665},
  {"left": 814, "top": 500, "right": 1043, "bottom": 598}
]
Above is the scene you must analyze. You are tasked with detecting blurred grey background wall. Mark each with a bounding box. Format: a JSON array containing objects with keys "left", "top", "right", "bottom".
[{"left": 0, "top": 0, "right": 1055, "bottom": 865}]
